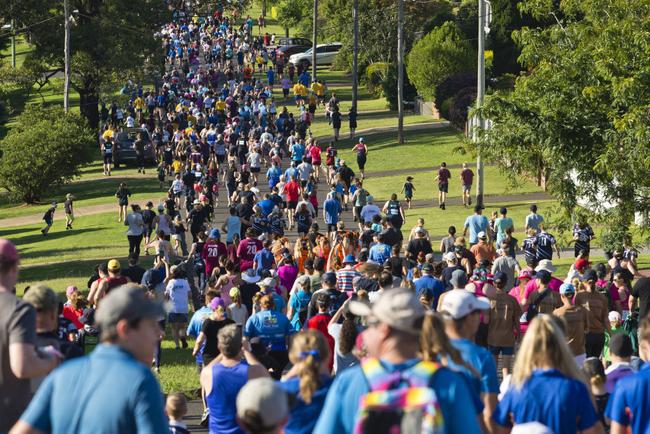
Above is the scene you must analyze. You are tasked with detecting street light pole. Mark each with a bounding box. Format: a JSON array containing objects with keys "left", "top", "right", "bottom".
[
  {"left": 475, "top": 0, "right": 486, "bottom": 208},
  {"left": 397, "top": 0, "right": 404, "bottom": 144},
  {"left": 311, "top": 0, "right": 318, "bottom": 81},
  {"left": 351, "top": 0, "right": 359, "bottom": 111},
  {"left": 63, "top": 0, "right": 71, "bottom": 113}
]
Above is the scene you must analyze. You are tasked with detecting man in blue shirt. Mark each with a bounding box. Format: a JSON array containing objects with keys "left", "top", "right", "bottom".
[
  {"left": 414, "top": 263, "right": 446, "bottom": 308},
  {"left": 14, "top": 285, "right": 168, "bottom": 434},
  {"left": 313, "top": 288, "right": 481, "bottom": 433},
  {"left": 606, "top": 317, "right": 650, "bottom": 433},
  {"left": 463, "top": 205, "right": 489, "bottom": 245},
  {"left": 440, "top": 289, "right": 498, "bottom": 432},
  {"left": 187, "top": 290, "right": 219, "bottom": 372}
]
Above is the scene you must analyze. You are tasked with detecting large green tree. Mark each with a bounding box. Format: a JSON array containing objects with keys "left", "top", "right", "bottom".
[
  {"left": 2, "top": 0, "right": 167, "bottom": 130},
  {"left": 476, "top": 0, "right": 650, "bottom": 249}
]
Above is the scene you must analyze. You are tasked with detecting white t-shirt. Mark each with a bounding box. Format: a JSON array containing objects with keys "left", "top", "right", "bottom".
[{"left": 165, "top": 278, "right": 190, "bottom": 314}]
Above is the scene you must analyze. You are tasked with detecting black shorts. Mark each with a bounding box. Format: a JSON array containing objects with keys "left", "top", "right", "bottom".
[
  {"left": 288, "top": 200, "right": 298, "bottom": 210},
  {"left": 103, "top": 154, "right": 112, "bottom": 164},
  {"left": 438, "top": 182, "right": 449, "bottom": 193}
]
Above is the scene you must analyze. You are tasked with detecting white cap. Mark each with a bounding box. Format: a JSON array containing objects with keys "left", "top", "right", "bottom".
[
  {"left": 237, "top": 378, "right": 288, "bottom": 431},
  {"left": 439, "top": 289, "right": 490, "bottom": 319}
]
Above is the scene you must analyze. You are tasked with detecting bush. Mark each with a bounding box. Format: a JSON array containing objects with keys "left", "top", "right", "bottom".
[
  {"left": 449, "top": 86, "right": 477, "bottom": 130},
  {"left": 382, "top": 63, "right": 418, "bottom": 111},
  {"left": 365, "top": 62, "right": 389, "bottom": 98},
  {"left": 435, "top": 72, "right": 475, "bottom": 118},
  {"left": 0, "top": 105, "right": 95, "bottom": 203},
  {"left": 406, "top": 21, "right": 475, "bottom": 100}
]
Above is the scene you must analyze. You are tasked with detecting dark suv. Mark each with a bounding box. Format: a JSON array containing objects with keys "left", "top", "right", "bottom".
[
  {"left": 275, "top": 37, "right": 312, "bottom": 59},
  {"left": 113, "top": 128, "right": 156, "bottom": 168}
]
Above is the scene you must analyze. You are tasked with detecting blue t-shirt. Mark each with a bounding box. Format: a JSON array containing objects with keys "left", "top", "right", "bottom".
[
  {"left": 187, "top": 306, "right": 212, "bottom": 364},
  {"left": 253, "top": 249, "right": 275, "bottom": 273},
  {"left": 414, "top": 275, "right": 446, "bottom": 308},
  {"left": 450, "top": 338, "right": 499, "bottom": 395},
  {"left": 323, "top": 199, "right": 341, "bottom": 225},
  {"left": 279, "top": 376, "right": 333, "bottom": 434},
  {"left": 464, "top": 214, "right": 489, "bottom": 244},
  {"left": 244, "top": 310, "right": 292, "bottom": 350},
  {"left": 494, "top": 369, "right": 598, "bottom": 434},
  {"left": 606, "top": 362, "right": 650, "bottom": 432},
  {"left": 20, "top": 345, "right": 168, "bottom": 434},
  {"left": 313, "top": 358, "right": 481, "bottom": 434}
]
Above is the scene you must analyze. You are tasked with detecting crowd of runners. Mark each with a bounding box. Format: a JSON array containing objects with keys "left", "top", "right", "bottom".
[{"left": 4, "top": 3, "right": 650, "bottom": 434}]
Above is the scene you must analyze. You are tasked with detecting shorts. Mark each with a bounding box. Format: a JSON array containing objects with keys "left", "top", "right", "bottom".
[
  {"left": 462, "top": 184, "right": 471, "bottom": 193},
  {"left": 288, "top": 200, "right": 298, "bottom": 210},
  {"left": 488, "top": 345, "right": 514, "bottom": 356},
  {"left": 168, "top": 312, "right": 188, "bottom": 323},
  {"left": 103, "top": 154, "right": 113, "bottom": 164},
  {"left": 438, "top": 182, "right": 449, "bottom": 193},
  {"left": 250, "top": 167, "right": 261, "bottom": 173}
]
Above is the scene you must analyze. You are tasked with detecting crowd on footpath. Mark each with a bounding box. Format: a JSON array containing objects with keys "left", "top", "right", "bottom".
[{"left": 4, "top": 3, "right": 650, "bottom": 434}]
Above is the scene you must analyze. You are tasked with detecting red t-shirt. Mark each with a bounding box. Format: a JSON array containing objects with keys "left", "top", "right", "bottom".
[
  {"left": 307, "top": 313, "right": 335, "bottom": 371},
  {"left": 284, "top": 181, "right": 300, "bottom": 202},
  {"left": 202, "top": 240, "right": 227, "bottom": 276}
]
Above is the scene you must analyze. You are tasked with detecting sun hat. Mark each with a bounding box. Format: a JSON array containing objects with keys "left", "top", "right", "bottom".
[
  {"left": 535, "top": 259, "right": 557, "bottom": 274},
  {"left": 439, "top": 289, "right": 490, "bottom": 320},
  {"left": 349, "top": 287, "right": 425, "bottom": 335}
]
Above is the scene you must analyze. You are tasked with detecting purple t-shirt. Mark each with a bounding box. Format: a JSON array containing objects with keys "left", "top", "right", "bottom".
[
  {"left": 438, "top": 168, "right": 451, "bottom": 184},
  {"left": 461, "top": 168, "right": 474, "bottom": 186}
]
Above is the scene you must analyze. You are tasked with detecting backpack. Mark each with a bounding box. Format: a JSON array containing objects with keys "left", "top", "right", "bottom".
[{"left": 354, "top": 358, "right": 445, "bottom": 434}]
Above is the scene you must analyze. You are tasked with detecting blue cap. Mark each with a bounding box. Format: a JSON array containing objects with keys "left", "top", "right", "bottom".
[
  {"left": 343, "top": 254, "right": 357, "bottom": 264},
  {"left": 559, "top": 283, "right": 575, "bottom": 296},
  {"left": 209, "top": 229, "right": 220, "bottom": 239}
]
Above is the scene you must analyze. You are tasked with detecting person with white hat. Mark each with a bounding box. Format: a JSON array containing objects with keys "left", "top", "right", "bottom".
[
  {"left": 313, "top": 287, "right": 481, "bottom": 433},
  {"left": 439, "top": 289, "right": 498, "bottom": 433}
]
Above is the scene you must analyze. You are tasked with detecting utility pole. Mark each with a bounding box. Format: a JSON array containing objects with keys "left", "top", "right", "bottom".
[
  {"left": 351, "top": 0, "right": 359, "bottom": 111},
  {"left": 397, "top": 0, "right": 404, "bottom": 144},
  {"left": 11, "top": 19, "right": 16, "bottom": 68},
  {"left": 475, "top": 0, "right": 486, "bottom": 208},
  {"left": 63, "top": 0, "right": 71, "bottom": 113},
  {"left": 311, "top": 0, "right": 318, "bottom": 81}
]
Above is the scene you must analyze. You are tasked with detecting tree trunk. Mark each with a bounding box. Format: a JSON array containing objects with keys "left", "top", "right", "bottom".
[{"left": 78, "top": 86, "right": 100, "bottom": 132}]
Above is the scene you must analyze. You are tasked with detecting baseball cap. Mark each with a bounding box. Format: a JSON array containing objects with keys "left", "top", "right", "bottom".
[
  {"left": 66, "top": 285, "right": 78, "bottom": 297},
  {"left": 477, "top": 231, "right": 487, "bottom": 240},
  {"left": 493, "top": 271, "right": 507, "bottom": 284},
  {"left": 0, "top": 239, "right": 19, "bottom": 263},
  {"left": 535, "top": 259, "right": 557, "bottom": 274},
  {"left": 23, "top": 284, "right": 58, "bottom": 312},
  {"left": 439, "top": 290, "right": 490, "bottom": 320},
  {"left": 559, "top": 283, "right": 575, "bottom": 296},
  {"left": 107, "top": 259, "right": 121, "bottom": 271},
  {"left": 450, "top": 269, "right": 468, "bottom": 288},
  {"left": 349, "top": 287, "right": 425, "bottom": 335},
  {"left": 609, "top": 332, "right": 633, "bottom": 358},
  {"left": 94, "top": 285, "right": 165, "bottom": 337},
  {"left": 209, "top": 229, "right": 220, "bottom": 238},
  {"left": 237, "top": 378, "right": 289, "bottom": 431},
  {"left": 322, "top": 271, "right": 337, "bottom": 285},
  {"left": 343, "top": 254, "right": 357, "bottom": 264},
  {"left": 583, "top": 269, "right": 598, "bottom": 282},
  {"left": 443, "top": 252, "right": 456, "bottom": 262}
]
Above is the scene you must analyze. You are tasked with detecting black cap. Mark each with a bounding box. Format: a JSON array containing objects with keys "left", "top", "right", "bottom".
[{"left": 609, "top": 333, "right": 634, "bottom": 358}]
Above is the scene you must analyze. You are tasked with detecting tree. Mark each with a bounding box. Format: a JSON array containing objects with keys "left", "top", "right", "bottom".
[
  {"left": 476, "top": 0, "right": 650, "bottom": 250},
  {"left": 4, "top": 0, "right": 167, "bottom": 130},
  {"left": 0, "top": 105, "right": 94, "bottom": 203},
  {"left": 406, "top": 21, "right": 475, "bottom": 100}
]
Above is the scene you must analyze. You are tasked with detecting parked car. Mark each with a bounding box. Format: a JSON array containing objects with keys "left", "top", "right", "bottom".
[
  {"left": 289, "top": 42, "right": 342, "bottom": 69},
  {"left": 275, "top": 37, "right": 312, "bottom": 59},
  {"left": 113, "top": 128, "right": 156, "bottom": 168}
]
